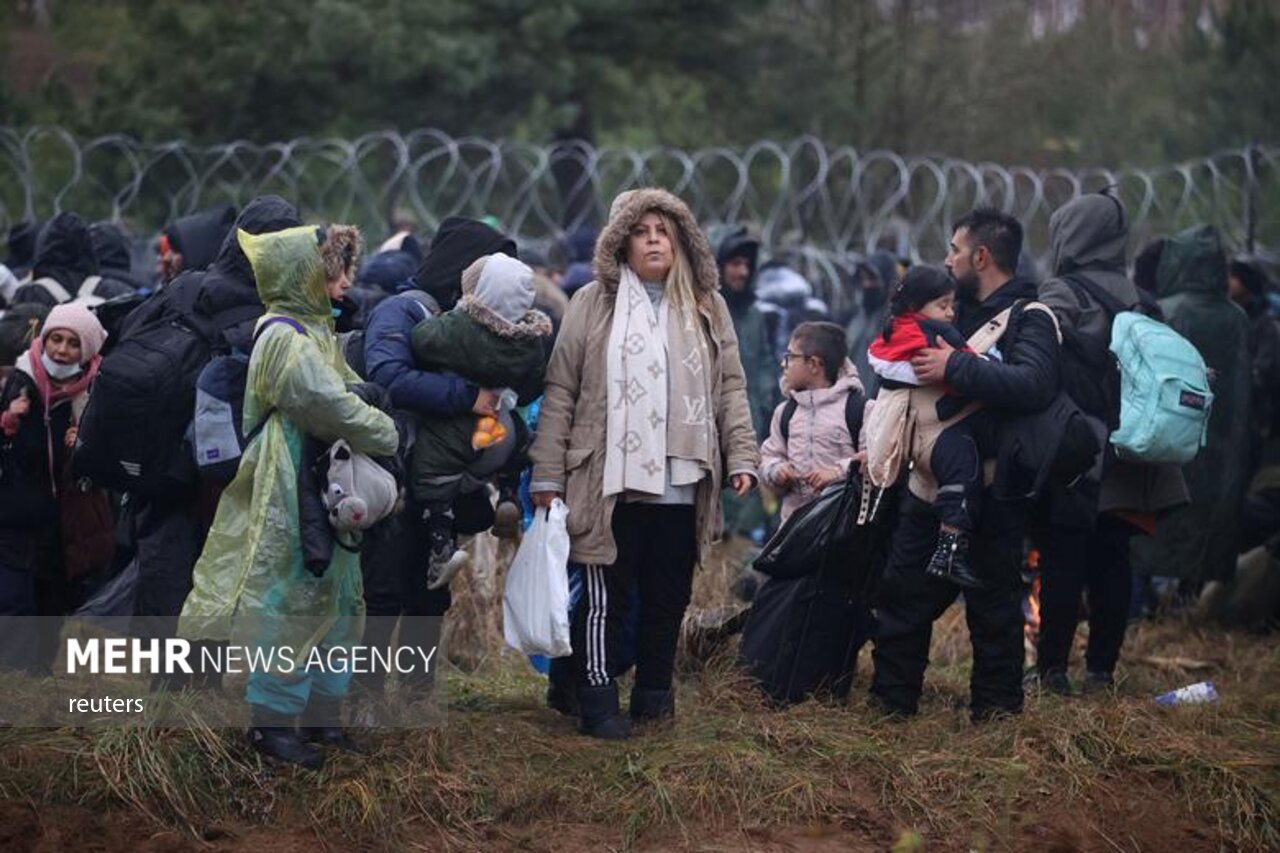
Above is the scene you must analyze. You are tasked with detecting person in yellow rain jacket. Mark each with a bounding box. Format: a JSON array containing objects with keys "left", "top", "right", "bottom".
[{"left": 179, "top": 224, "right": 397, "bottom": 770}]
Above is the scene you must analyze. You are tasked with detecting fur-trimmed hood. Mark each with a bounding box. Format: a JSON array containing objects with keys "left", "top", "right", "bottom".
[
  {"left": 321, "top": 224, "right": 364, "bottom": 283},
  {"left": 456, "top": 294, "right": 553, "bottom": 340},
  {"left": 593, "top": 188, "right": 719, "bottom": 297}
]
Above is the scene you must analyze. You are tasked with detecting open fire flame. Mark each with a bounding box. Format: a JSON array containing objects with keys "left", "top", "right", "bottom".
[{"left": 1023, "top": 549, "right": 1041, "bottom": 663}]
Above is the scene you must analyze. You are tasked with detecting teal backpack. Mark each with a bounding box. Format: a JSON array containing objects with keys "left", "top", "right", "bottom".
[{"left": 1108, "top": 311, "right": 1212, "bottom": 464}]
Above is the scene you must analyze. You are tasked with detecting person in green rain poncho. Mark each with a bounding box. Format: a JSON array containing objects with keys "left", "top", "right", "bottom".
[{"left": 178, "top": 224, "right": 398, "bottom": 770}]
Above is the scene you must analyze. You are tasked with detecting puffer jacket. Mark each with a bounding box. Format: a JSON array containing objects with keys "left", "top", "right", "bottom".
[
  {"left": 409, "top": 295, "right": 551, "bottom": 487},
  {"left": 760, "top": 359, "right": 863, "bottom": 521},
  {"left": 363, "top": 290, "right": 476, "bottom": 416},
  {"left": 529, "top": 188, "right": 760, "bottom": 566}
]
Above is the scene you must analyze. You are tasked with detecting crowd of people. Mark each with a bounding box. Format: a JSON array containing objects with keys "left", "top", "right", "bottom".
[{"left": 0, "top": 184, "right": 1277, "bottom": 768}]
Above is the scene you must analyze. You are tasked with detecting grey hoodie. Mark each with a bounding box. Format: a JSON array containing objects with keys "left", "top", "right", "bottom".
[{"left": 1038, "top": 192, "right": 1140, "bottom": 340}]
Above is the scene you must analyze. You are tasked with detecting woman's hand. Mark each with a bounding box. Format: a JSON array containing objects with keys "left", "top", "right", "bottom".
[
  {"left": 64, "top": 424, "right": 79, "bottom": 449},
  {"left": 6, "top": 388, "right": 30, "bottom": 420},
  {"left": 730, "top": 473, "right": 755, "bottom": 497},
  {"left": 531, "top": 490, "right": 562, "bottom": 508}
]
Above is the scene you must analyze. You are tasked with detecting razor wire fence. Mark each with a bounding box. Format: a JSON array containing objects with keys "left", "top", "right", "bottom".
[{"left": 2, "top": 126, "right": 1276, "bottom": 308}]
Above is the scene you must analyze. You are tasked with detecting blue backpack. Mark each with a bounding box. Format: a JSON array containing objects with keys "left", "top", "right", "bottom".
[
  {"left": 1109, "top": 311, "right": 1212, "bottom": 464},
  {"left": 192, "top": 316, "right": 306, "bottom": 483}
]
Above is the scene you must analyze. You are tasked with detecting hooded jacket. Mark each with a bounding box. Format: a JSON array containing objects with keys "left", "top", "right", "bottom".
[
  {"left": 89, "top": 222, "right": 149, "bottom": 291},
  {"left": 760, "top": 359, "right": 863, "bottom": 521},
  {"left": 162, "top": 204, "right": 238, "bottom": 275},
  {"left": 134, "top": 196, "right": 304, "bottom": 351},
  {"left": 414, "top": 217, "right": 516, "bottom": 311},
  {"left": 178, "top": 225, "right": 397, "bottom": 655},
  {"left": 1038, "top": 192, "right": 1187, "bottom": 526},
  {"left": 6, "top": 220, "right": 42, "bottom": 279},
  {"left": 529, "top": 188, "right": 760, "bottom": 566},
  {"left": 408, "top": 255, "right": 552, "bottom": 487},
  {"left": 1131, "top": 225, "right": 1251, "bottom": 584},
  {"left": 708, "top": 224, "right": 775, "bottom": 440},
  {"left": 10, "top": 213, "right": 102, "bottom": 307}
]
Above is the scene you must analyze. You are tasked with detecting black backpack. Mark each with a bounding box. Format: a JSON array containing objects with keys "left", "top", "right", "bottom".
[
  {"left": 73, "top": 277, "right": 261, "bottom": 497},
  {"left": 1054, "top": 273, "right": 1133, "bottom": 430},
  {"left": 778, "top": 389, "right": 865, "bottom": 445}
]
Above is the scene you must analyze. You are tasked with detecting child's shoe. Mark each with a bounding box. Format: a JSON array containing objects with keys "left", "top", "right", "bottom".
[{"left": 924, "top": 529, "right": 982, "bottom": 589}]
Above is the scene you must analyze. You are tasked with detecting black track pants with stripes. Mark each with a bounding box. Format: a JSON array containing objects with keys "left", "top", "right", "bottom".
[{"left": 570, "top": 503, "right": 697, "bottom": 690}]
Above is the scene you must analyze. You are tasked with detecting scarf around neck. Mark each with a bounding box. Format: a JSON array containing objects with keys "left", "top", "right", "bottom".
[
  {"left": 604, "top": 264, "right": 714, "bottom": 497},
  {"left": 15, "top": 336, "right": 101, "bottom": 499}
]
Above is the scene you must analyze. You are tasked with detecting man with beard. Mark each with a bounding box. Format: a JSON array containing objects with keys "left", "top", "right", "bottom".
[{"left": 870, "top": 207, "right": 1060, "bottom": 721}]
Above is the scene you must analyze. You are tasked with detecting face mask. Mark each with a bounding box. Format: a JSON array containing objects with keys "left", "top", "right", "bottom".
[{"left": 40, "top": 352, "right": 84, "bottom": 381}]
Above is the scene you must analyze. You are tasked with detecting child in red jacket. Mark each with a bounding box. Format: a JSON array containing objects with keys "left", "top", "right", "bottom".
[{"left": 866, "top": 266, "right": 991, "bottom": 588}]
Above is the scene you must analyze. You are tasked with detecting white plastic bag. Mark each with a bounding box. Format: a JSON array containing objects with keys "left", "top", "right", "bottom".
[{"left": 502, "top": 499, "right": 572, "bottom": 657}]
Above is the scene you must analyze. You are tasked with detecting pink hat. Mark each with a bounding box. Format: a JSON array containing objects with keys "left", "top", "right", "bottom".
[{"left": 42, "top": 302, "right": 108, "bottom": 361}]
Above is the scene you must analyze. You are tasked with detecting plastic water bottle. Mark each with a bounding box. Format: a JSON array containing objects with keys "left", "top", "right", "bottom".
[{"left": 1154, "top": 681, "right": 1219, "bottom": 706}]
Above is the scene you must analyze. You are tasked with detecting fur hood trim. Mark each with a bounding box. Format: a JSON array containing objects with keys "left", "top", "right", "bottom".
[
  {"left": 593, "top": 188, "right": 718, "bottom": 297},
  {"left": 458, "top": 294, "right": 553, "bottom": 340},
  {"left": 321, "top": 225, "right": 364, "bottom": 282}
]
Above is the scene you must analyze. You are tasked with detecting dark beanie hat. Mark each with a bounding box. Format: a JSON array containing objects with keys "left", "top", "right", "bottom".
[{"left": 414, "top": 216, "right": 516, "bottom": 311}]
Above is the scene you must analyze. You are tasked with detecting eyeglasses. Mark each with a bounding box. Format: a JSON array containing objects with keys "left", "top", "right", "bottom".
[{"left": 780, "top": 351, "right": 810, "bottom": 367}]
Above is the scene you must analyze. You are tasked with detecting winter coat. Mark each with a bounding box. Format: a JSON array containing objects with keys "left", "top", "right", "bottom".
[
  {"left": 904, "top": 278, "right": 1059, "bottom": 502},
  {"left": 0, "top": 349, "right": 112, "bottom": 583},
  {"left": 363, "top": 290, "right": 477, "bottom": 416},
  {"left": 0, "top": 366, "right": 72, "bottom": 529},
  {"left": 529, "top": 188, "right": 760, "bottom": 566},
  {"left": 1131, "top": 225, "right": 1251, "bottom": 583},
  {"left": 760, "top": 359, "right": 863, "bottom": 521},
  {"left": 708, "top": 224, "right": 775, "bottom": 441},
  {"left": 409, "top": 296, "right": 551, "bottom": 485},
  {"left": 1038, "top": 192, "right": 1188, "bottom": 526},
  {"left": 177, "top": 226, "right": 398, "bottom": 657}
]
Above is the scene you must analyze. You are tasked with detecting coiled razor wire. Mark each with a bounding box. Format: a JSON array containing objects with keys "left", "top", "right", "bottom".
[{"left": 1, "top": 126, "right": 1275, "bottom": 307}]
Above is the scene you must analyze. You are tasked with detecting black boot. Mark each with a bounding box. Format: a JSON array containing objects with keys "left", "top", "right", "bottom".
[
  {"left": 248, "top": 705, "right": 325, "bottom": 770},
  {"left": 546, "top": 656, "right": 579, "bottom": 716},
  {"left": 576, "top": 684, "right": 631, "bottom": 740},
  {"left": 299, "top": 695, "right": 364, "bottom": 754},
  {"left": 629, "top": 687, "right": 675, "bottom": 722},
  {"left": 925, "top": 529, "right": 983, "bottom": 589}
]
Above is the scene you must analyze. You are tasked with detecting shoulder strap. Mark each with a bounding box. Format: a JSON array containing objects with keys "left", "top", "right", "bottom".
[
  {"left": 31, "top": 277, "right": 72, "bottom": 304},
  {"left": 844, "top": 389, "right": 864, "bottom": 441},
  {"left": 1059, "top": 272, "right": 1132, "bottom": 316},
  {"left": 779, "top": 398, "right": 799, "bottom": 443},
  {"left": 252, "top": 315, "right": 307, "bottom": 344},
  {"left": 77, "top": 275, "right": 103, "bottom": 299},
  {"left": 243, "top": 317, "right": 308, "bottom": 445}
]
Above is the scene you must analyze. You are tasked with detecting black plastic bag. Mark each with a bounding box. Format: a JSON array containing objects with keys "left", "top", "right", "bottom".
[{"left": 753, "top": 467, "right": 865, "bottom": 580}]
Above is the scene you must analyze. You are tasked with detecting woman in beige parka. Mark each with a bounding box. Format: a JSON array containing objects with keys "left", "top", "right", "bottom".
[{"left": 529, "top": 188, "right": 759, "bottom": 739}]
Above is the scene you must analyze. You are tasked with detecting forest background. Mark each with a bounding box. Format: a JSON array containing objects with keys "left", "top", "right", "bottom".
[{"left": 3, "top": 0, "right": 1278, "bottom": 169}]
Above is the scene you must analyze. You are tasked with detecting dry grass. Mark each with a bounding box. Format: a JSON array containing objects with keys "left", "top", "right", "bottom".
[{"left": 1, "top": 538, "right": 1278, "bottom": 851}]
